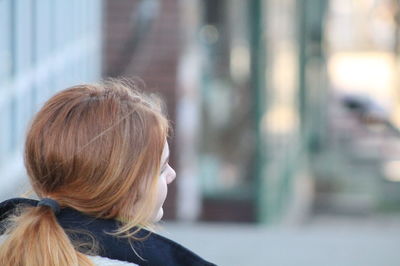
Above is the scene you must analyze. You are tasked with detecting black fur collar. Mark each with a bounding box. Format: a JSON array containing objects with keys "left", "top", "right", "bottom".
[{"left": 0, "top": 198, "right": 216, "bottom": 266}]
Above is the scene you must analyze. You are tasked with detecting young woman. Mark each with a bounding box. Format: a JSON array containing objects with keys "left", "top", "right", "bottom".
[{"left": 0, "top": 80, "right": 215, "bottom": 266}]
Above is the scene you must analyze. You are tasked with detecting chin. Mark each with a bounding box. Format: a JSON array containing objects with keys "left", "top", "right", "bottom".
[{"left": 153, "top": 208, "right": 164, "bottom": 222}]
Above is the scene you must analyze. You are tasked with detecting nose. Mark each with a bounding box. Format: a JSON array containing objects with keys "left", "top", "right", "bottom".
[{"left": 167, "top": 166, "right": 176, "bottom": 184}]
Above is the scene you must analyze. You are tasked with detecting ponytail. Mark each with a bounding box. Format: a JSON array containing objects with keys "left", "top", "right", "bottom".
[{"left": 0, "top": 206, "right": 93, "bottom": 266}]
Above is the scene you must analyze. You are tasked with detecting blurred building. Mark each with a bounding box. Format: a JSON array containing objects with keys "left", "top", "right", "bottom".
[
  {"left": 315, "top": 0, "right": 400, "bottom": 215},
  {"left": 0, "top": 0, "right": 102, "bottom": 200},
  {"left": 102, "top": 0, "right": 181, "bottom": 218},
  {"left": 102, "top": 0, "right": 328, "bottom": 224},
  {"left": 3, "top": 0, "right": 399, "bottom": 225}
]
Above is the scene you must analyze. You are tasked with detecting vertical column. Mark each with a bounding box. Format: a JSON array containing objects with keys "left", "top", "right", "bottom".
[
  {"left": 249, "top": 0, "right": 268, "bottom": 223},
  {"left": 0, "top": 0, "right": 12, "bottom": 162}
]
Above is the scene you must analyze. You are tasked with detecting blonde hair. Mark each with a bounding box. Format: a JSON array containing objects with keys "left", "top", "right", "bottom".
[{"left": 0, "top": 79, "right": 169, "bottom": 266}]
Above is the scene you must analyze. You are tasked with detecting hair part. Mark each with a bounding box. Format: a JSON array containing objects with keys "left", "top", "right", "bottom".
[{"left": 0, "top": 79, "right": 169, "bottom": 266}]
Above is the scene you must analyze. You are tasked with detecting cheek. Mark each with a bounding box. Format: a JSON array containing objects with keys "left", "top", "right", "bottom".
[{"left": 158, "top": 176, "right": 168, "bottom": 202}]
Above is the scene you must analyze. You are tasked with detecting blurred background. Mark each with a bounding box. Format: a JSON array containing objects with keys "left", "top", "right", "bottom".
[{"left": 1, "top": 0, "right": 400, "bottom": 265}]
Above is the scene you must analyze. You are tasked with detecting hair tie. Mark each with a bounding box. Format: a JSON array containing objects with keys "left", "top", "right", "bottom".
[{"left": 37, "top": 198, "right": 61, "bottom": 214}]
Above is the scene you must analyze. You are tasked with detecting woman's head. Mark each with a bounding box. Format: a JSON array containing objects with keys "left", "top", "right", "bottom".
[
  {"left": 25, "top": 79, "right": 171, "bottom": 225},
  {"left": 0, "top": 79, "right": 174, "bottom": 266}
]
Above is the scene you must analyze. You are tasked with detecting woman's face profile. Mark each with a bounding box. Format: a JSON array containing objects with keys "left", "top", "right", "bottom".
[{"left": 152, "top": 142, "right": 176, "bottom": 222}]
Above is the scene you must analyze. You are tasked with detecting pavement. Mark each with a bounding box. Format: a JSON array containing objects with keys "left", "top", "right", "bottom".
[{"left": 161, "top": 215, "right": 400, "bottom": 266}]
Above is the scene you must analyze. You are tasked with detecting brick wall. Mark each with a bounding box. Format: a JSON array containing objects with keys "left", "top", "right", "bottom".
[{"left": 103, "top": 0, "right": 182, "bottom": 219}]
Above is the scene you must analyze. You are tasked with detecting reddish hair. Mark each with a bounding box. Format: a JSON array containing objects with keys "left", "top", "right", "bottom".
[{"left": 0, "top": 79, "right": 169, "bottom": 265}]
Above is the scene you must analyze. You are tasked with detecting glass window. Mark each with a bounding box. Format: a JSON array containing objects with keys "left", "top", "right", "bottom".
[
  {"left": 9, "top": 97, "right": 17, "bottom": 153},
  {"left": 199, "top": 0, "right": 255, "bottom": 198},
  {"left": 0, "top": 0, "right": 12, "bottom": 87},
  {"left": 35, "top": 0, "right": 52, "bottom": 63},
  {"left": 14, "top": 0, "right": 33, "bottom": 75}
]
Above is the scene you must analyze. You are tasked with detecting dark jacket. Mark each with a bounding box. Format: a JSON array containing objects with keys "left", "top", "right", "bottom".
[{"left": 0, "top": 198, "right": 216, "bottom": 266}]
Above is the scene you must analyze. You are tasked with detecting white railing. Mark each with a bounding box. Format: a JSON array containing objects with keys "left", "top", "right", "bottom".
[{"left": 0, "top": 0, "right": 103, "bottom": 201}]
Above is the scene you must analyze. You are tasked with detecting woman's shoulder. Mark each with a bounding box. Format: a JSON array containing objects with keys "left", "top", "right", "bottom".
[
  {"left": 1, "top": 234, "right": 137, "bottom": 266},
  {"left": 88, "top": 255, "right": 138, "bottom": 266},
  {"left": 0, "top": 198, "right": 217, "bottom": 266}
]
